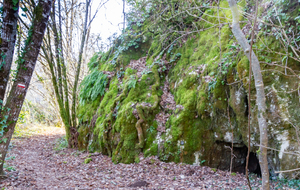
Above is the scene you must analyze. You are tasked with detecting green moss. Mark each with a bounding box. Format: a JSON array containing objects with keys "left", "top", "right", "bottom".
[
  {"left": 77, "top": 125, "right": 89, "bottom": 150},
  {"left": 147, "top": 37, "right": 162, "bottom": 59},
  {"left": 134, "top": 156, "right": 140, "bottom": 163},
  {"left": 77, "top": 95, "right": 102, "bottom": 122},
  {"left": 125, "top": 67, "right": 136, "bottom": 76},
  {"left": 84, "top": 158, "right": 92, "bottom": 164},
  {"left": 197, "top": 88, "right": 209, "bottom": 115},
  {"left": 212, "top": 78, "right": 227, "bottom": 110},
  {"left": 144, "top": 143, "right": 158, "bottom": 157},
  {"left": 34, "top": 3, "right": 44, "bottom": 22},
  {"left": 76, "top": 0, "right": 300, "bottom": 174}
]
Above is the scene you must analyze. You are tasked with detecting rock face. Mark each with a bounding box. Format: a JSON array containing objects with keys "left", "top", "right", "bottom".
[{"left": 77, "top": 1, "right": 300, "bottom": 179}]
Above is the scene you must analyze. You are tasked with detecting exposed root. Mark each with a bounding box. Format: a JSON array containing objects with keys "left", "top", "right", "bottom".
[
  {"left": 68, "top": 127, "right": 79, "bottom": 148},
  {"left": 135, "top": 65, "right": 160, "bottom": 148}
]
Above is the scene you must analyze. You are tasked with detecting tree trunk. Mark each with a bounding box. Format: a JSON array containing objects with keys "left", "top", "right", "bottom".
[
  {"left": 50, "top": 5, "right": 64, "bottom": 102},
  {"left": 47, "top": 0, "right": 72, "bottom": 141},
  {"left": 70, "top": 0, "right": 90, "bottom": 147},
  {"left": 227, "top": 0, "right": 270, "bottom": 189},
  {"left": 0, "top": 0, "right": 19, "bottom": 102},
  {"left": 0, "top": 0, "right": 52, "bottom": 176},
  {"left": 58, "top": 0, "right": 71, "bottom": 128}
]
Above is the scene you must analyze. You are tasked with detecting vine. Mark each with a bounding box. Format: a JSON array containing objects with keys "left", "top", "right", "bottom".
[{"left": 0, "top": 99, "right": 10, "bottom": 143}]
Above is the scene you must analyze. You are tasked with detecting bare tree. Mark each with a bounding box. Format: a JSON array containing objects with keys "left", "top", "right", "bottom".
[
  {"left": 37, "top": 0, "right": 108, "bottom": 147},
  {"left": 227, "top": 0, "right": 270, "bottom": 189},
  {"left": 71, "top": 0, "right": 90, "bottom": 138}
]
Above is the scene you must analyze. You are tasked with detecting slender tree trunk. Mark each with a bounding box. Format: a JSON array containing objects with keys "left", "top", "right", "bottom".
[
  {"left": 42, "top": 1, "right": 73, "bottom": 142},
  {"left": 0, "top": 0, "right": 19, "bottom": 102},
  {"left": 58, "top": 0, "right": 71, "bottom": 128},
  {"left": 0, "top": 0, "right": 52, "bottom": 176},
  {"left": 70, "top": 0, "right": 90, "bottom": 146},
  {"left": 123, "top": 0, "right": 126, "bottom": 33},
  {"left": 227, "top": 0, "right": 270, "bottom": 189},
  {"left": 51, "top": 5, "right": 64, "bottom": 102}
]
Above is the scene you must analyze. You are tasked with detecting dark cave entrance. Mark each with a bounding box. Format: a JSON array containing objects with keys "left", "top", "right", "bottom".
[{"left": 210, "top": 142, "right": 261, "bottom": 176}]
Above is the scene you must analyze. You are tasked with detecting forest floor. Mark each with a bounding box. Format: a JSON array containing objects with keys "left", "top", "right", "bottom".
[{"left": 0, "top": 125, "right": 297, "bottom": 189}]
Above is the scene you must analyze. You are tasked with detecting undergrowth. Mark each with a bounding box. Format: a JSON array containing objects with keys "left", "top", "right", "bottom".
[
  {"left": 79, "top": 70, "right": 108, "bottom": 105},
  {"left": 53, "top": 136, "right": 68, "bottom": 152},
  {"left": 272, "top": 178, "right": 300, "bottom": 189}
]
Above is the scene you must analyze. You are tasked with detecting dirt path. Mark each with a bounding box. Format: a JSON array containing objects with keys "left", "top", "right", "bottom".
[{"left": 0, "top": 126, "right": 294, "bottom": 189}]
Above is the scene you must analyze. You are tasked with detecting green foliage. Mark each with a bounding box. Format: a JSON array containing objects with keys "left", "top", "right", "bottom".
[
  {"left": 84, "top": 158, "right": 92, "bottom": 164},
  {"left": 76, "top": 0, "right": 300, "bottom": 177},
  {"left": 53, "top": 136, "right": 68, "bottom": 152},
  {"left": 4, "top": 164, "right": 16, "bottom": 172},
  {"left": 126, "top": 75, "right": 137, "bottom": 89},
  {"left": 0, "top": 53, "right": 7, "bottom": 70},
  {"left": 272, "top": 178, "right": 300, "bottom": 189},
  {"left": 12, "top": 0, "right": 18, "bottom": 6},
  {"left": 3, "top": 156, "right": 16, "bottom": 172},
  {"left": 147, "top": 125, "right": 155, "bottom": 133},
  {"left": 87, "top": 53, "right": 101, "bottom": 70},
  {"left": 0, "top": 99, "right": 10, "bottom": 138},
  {"left": 109, "top": 31, "right": 144, "bottom": 66},
  {"left": 79, "top": 70, "right": 108, "bottom": 105},
  {"left": 17, "top": 109, "right": 28, "bottom": 124},
  {"left": 134, "top": 156, "right": 140, "bottom": 163},
  {"left": 19, "top": 101, "right": 53, "bottom": 124}
]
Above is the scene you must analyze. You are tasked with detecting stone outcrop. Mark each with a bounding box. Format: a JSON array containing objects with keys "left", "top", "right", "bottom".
[{"left": 77, "top": 0, "right": 300, "bottom": 179}]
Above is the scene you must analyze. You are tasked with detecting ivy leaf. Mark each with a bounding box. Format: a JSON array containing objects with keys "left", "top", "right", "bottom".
[
  {"left": 21, "top": 7, "right": 28, "bottom": 12},
  {"left": 2, "top": 138, "right": 7, "bottom": 143},
  {"left": 12, "top": 0, "right": 18, "bottom": 6}
]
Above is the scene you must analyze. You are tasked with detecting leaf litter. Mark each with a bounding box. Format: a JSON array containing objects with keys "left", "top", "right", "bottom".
[{"left": 0, "top": 126, "right": 294, "bottom": 189}]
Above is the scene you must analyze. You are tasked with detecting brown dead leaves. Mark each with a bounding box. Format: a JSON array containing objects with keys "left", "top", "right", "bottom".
[{"left": 0, "top": 128, "right": 287, "bottom": 189}]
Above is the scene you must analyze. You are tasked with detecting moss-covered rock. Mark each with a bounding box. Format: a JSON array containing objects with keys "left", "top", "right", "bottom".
[{"left": 77, "top": 0, "right": 300, "bottom": 179}]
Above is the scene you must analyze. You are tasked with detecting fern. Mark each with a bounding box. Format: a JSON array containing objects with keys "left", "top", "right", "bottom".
[
  {"left": 127, "top": 75, "right": 137, "bottom": 90},
  {"left": 87, "top": 52, "right": 102, "bottom": 70},
  {"left": 79, "top": 70, "right": 107, "bottom": 105}
]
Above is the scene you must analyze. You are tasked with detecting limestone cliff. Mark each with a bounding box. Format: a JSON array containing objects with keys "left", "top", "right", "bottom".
[{"left": 77, "top": 0, "right": 300, "bottom": 178}]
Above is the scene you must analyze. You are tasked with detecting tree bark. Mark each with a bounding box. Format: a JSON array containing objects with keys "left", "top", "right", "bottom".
[
  {"left": 41, "top": 31, "right": 71, "bottom": 140},
  {"left": 71, "top": 0, "right": 90, "bottom": 141},
  {"left": 50, "top": 5, "right": 64, "bottom": 102},
  {"left": 0, "top": 0, "right": 52, "bottom": 176},
  {"left": 58, "top": 0, "right": 71, "bottom": 128},
  {"left": 42, "top": 1, "right": 73, "bottom": 144},
  {"left": 0, "top": 0, "right": 19, "bottom": 102},
  {"left": 123, "top": 0, "right": 126, "bottom": 33},
  {"left": 227, "top": 0, "right": 270, "bottom": 189}
]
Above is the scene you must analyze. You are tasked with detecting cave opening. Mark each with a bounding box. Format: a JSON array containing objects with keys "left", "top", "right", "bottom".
[
  {"left": 212, "top": 142, "right": 261, "bottom": 177},
  {"left": 230, "top": 146, "right": 261, "bottom": 177}
]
